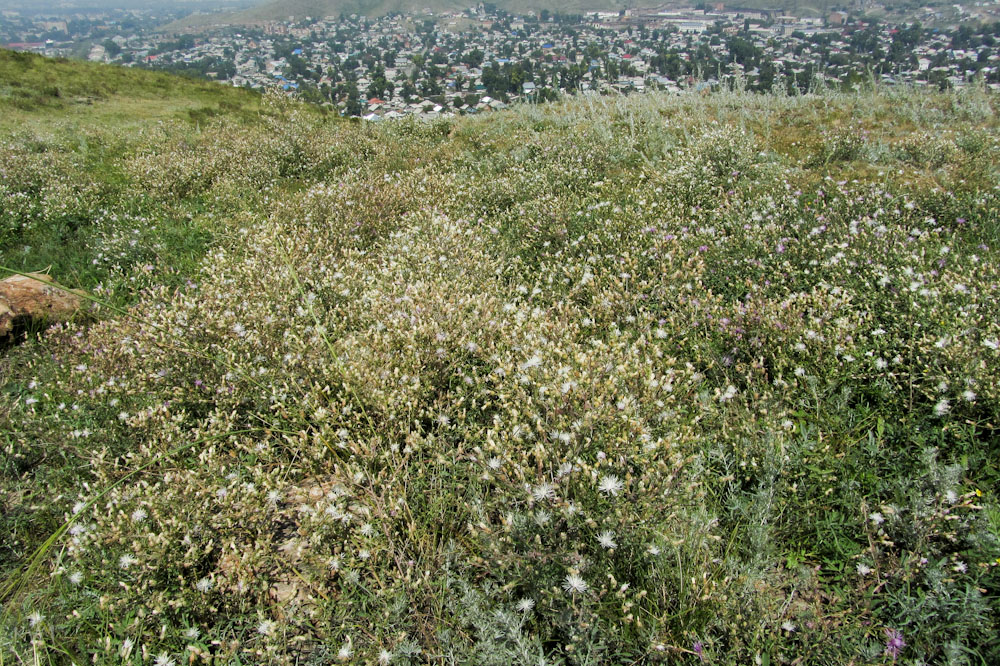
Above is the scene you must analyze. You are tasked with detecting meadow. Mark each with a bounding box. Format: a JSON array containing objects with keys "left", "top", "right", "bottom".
[{"left": 1, "top": 53, "right": 999, "bottom": 664}]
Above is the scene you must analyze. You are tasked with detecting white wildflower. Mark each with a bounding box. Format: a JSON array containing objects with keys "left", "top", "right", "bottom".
[
  {"left": 520, "top": 354, "right": 542, "bottom": 370},
  {"left": 597, "top": 474, "right": 624, "bottom": 497},
  {"left": 154, "top": 652, "right": 175, "bottom": 666},
  {"left": 532, "top": 483, "right": 556, "bottom": 501},
  {"left": 337, "top": 638, "right": 353, "bottom": 661},
  {"left": 597, "top": 531, "right": 617, "bottom": 549},
  {"left": 562, "top": 573, "right": 589, "bottom": 594}
]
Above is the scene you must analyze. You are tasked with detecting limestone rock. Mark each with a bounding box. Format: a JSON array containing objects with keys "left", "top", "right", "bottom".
[{"left": 0, "top": 272, "right": 86, "bottom": 338}]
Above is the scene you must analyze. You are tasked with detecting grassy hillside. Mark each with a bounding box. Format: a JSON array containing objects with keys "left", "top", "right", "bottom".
[
  {"left": 0, "top": 50, "right": 288, "bottom": 301},
  {"left": 0, "top": 49, "right": 263, "bottom": 129},
  {"left": 2, "top": 55, "right": 1000, "bottom": 665}
]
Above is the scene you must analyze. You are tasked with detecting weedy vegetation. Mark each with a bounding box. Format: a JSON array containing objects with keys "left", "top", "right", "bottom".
[{"left": 1, "top": 53, "right": 999, "bottom": 665}]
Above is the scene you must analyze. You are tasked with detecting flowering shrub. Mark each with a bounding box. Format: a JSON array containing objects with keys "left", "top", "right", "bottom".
[
  {"left": 0, "top": 138, "right": 103, "bottom": 245},
  {"left": 2, "top": 87, "right": 999, "bottom": 664}
]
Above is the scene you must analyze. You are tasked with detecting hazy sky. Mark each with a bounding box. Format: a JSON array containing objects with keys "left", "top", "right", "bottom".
[{"left": 0, "top": 0, "right": 255, "bottom": 12}]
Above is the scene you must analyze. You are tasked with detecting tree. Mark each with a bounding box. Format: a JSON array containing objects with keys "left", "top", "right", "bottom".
[
  {"left": 368, "top": 66, "right": 392, "bottom": 100},
  {"left": 462, "top": 49, "right": 484, "bottom": 68},
  {"left": 756, "top": 60, "right": 776, "bottom": 92},
  {"left": 400, "top": 79, "right": 418, "bottom": 102},
  {"left": 604, "top": 58, "right": 619, "bottom": 81},
  {"left": 343, "top": 82, "right": 363, "bottom": 116},
  {"left": 420, "top": 77, "right": 442, "bottom": 97},
  {"left": 728, "top": 36, "right": 760, "bottom": 67}
]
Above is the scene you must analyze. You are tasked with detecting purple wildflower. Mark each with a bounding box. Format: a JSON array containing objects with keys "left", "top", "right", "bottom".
[
  {"left": 884, "top": 628, "right": 905, "bottom": 660},
  {"left": 692, "top": 641, "right": 704, "bottom": 661}
]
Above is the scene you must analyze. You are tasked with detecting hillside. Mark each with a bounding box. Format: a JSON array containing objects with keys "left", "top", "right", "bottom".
[
  {"left": 164, "top": 0, "right": 990, "bottom": 28},
  {"left": 0, "top": 49, "right": 263, "bottom": 129},
  {"left": 2, "top": 54, "right": 1000, "bottom": 665},
  {"left": 166, "top": 0, "right": 625, "bottom": 28},
  {"left": 0, "top": 49, "right": 274, "bottom": 300}
]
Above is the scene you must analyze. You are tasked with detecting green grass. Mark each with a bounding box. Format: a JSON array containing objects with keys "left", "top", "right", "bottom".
[
  {"left": 0, "top": 50, "right": 313, "bottom": 305},
  {"left": 0, "top": 49, "right": 263, "bottom": 130}
]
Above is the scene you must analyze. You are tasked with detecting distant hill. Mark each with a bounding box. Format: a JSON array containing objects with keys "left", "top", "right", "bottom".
[
  {"left": 165, "top": 0, "right": 629, "bottom": 29},
  {"left": 162, "top": 0, "right": 988, "bottom": 30}
]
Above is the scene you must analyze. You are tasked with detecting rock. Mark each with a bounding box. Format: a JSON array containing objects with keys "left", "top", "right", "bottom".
[{"left": 0, "top": 272, "right": 86, "bottom": 339}]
